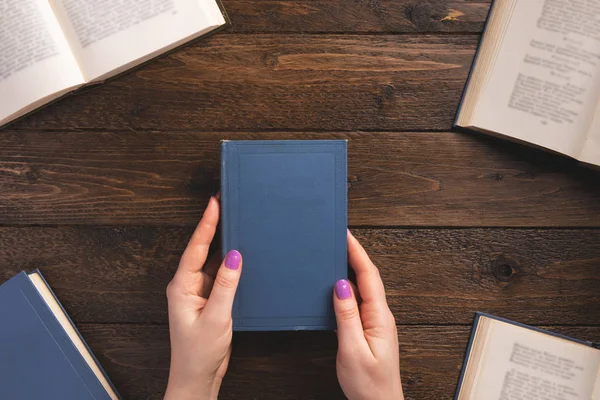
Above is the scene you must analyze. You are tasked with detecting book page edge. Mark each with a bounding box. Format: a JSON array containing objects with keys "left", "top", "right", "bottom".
[{"left": 27, "top": 272, "right": 119, "bottom": 400}]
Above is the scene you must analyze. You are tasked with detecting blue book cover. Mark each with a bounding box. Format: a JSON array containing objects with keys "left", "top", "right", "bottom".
[
  {"left": 221, "top": 140, "right": 348, "bottom": 331},
  {"left": 0, "top": 271, "right": 120, "bottom": 400}
]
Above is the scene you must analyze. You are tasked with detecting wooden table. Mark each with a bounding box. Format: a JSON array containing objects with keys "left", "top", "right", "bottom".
[{"left": 1, "top": 1, "right": 600, "bottom": 399}]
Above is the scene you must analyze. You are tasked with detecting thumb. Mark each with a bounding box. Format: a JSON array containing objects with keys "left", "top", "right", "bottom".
[
  {"left": 204, "top": 250, "right": 243, "bottom": 319},
  {"left": 334, "top": 279, "right": 367, "bottom": 348}
]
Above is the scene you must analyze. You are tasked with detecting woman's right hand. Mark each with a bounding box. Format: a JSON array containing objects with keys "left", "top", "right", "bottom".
[{"left": 334, "top": 231, "right": 404, "bottom": 400}]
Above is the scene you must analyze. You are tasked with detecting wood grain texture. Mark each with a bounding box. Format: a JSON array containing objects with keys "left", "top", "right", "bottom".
[
  {"left": 1, "top": 131, "right": 599, "bottom": 227},
  {"left": 224, "top": 0, "right": 490, "bottom": 33},
  {"left": 8, "top": 35, "right": 476, "bottom": 132},
  {"left": 1, "top": 227, "right": 599, "bottom": 325},
  {"left": 79, "top": 324, "right": 600, "bottom": 400},
  {"left": 1, "top": 1, "right": 597, "bottom": 398}
]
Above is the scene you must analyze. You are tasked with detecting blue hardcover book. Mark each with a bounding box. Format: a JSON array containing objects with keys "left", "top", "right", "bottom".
[
  {"left": 0, "top": 271, "right": 121, "bottom": 400},
  {"left": 221, "top": 140, "right": 348, "bottom": 331},
  {"left": 455, "top": 312, "right": 600, "bottom": 400}
]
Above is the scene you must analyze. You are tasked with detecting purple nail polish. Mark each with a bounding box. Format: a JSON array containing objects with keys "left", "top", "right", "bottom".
[
  {"left": 335, "top": 279, "right": 352, "bottom": 300},
  {"left": 225, "top": 250, "right": 241, "bottom": 270}
]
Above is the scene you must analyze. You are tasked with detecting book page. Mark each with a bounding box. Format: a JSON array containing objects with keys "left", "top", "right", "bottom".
[
  {"left": 579, "top": 102, "right": 600, "bottom": 165},
  {"left": 0, "top": 0, "right": 83, "bottom": 124},
  {"left": 49, "top": 0, "right": 226, "bottom": 82},
  {"left": 470, "top": 320, "right": 600, "bottom": 400},
  {"left": 473, "top": 0, "right": 600, "bottom": 157}
]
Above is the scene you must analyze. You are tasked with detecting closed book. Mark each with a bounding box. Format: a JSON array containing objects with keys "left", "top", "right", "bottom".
[
  {"left": 0, "top": 271, "right": 120, "bottom": 400},
  {"left": 221, "top": 140, "right": 348, "bottom": 331}
]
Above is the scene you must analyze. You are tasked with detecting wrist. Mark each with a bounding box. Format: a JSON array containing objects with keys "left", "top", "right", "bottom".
[
  {"left": 164, "top": 387, "right": 214, "bottom": 400},
  {"left": 164, "top": 377, "right": 216, "bottom": 400}
]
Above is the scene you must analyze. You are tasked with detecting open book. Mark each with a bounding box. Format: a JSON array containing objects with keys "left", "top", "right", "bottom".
[
  {"left": 0, "top": 0, "right": 228, "bottom": 127},
  {"left": 455, "top": 313, "right": 600, "bottom": 400},
  {"left": 455, "top": 0, "right": 600, "bottom": 166}
]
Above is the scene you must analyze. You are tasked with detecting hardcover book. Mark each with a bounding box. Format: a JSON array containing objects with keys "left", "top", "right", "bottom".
[
  {"left": 455, "top": 313, "right": 600, "bottom": 400},
  {"left": 0, "top": 270, "right": 120, "bottom": 399},
  {"left": 455, "top": 0, "right": 600, "bottom": 166},
  {"left": 221, "top": 140, "right": 348, "bottom": 331},
  {"left": 0, "top": 0, "right": 229, "bottom": 128}
]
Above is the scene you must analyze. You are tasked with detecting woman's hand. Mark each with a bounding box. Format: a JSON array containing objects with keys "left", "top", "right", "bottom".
[
  {"left": 334, "top": 231, "right": 404, "bottom": 400},
  {"left": 164, "top": 196, "right": 242, "bottom": 400}
]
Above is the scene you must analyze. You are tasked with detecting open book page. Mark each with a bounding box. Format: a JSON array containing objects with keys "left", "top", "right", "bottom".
[
  {"left": 0, "top": 0, "right": 83, "bottom": 125},
  {"left": 49, "top": 0, "right": 226, "bottom": 82},
  {"left": 473, "top": 0, "right": 600, "bottom": 158},
  {"left": 579, "top": 102, "right": 600, "bottom": 165},
  {"left": 594, "top": 368, "right": 600, "bottom": 399},
  {"left": 469, "top": 320, "right": 600, "bottom": 400}
]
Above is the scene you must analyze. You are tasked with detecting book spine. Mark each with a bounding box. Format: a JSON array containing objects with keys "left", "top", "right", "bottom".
[{"left": 220, "top": 141, "right": 229, "bottom": 259}]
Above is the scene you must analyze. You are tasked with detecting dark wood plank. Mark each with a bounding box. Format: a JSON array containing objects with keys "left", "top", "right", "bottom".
[
  {"left": 224, "top": 0, "right": 490, "bottom": 34},
  {"left": 1, "top": 227, "right": 599, "bottom": 325},
  {"left": 1, "top": 131, "right": 599, "bottom": 227},
  {"left": 8, "top": 35, "right": 476, "bottom": 132},
  {"left": 79, "top": 324, "right": 600, "bottom": 400}
]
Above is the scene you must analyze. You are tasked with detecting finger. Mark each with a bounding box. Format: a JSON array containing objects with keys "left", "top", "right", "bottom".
[
  {"left": 199, "top": 272, "right": 215, "bottom": 299},
  {"left": 203, "top": 251, "right": 222, "bottom": 279},
  {"left": 349, "top": 280, "right": 362, "bottom": 304},
  {"left": 333, "top": 279, "right": 369, "bottom": 352},
  {"left": 197, "top": 252, "right": 222, "bottom": 298},
  {"left": 348, "top": 230, "right": 387, "bottom": 307},
  {"left": 203, "top": 250, "right": 243, "bottom": 319},
  {"left": 177, "top": 196, "right": 220, "bottom": 276}
]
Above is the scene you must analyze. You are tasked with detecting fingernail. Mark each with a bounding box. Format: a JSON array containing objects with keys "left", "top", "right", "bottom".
[
  {"left": 215, "top": 191, "right": 221, "bottom": 200},
  {"left": 335, "top": 279, "right": 352, "bottom": 300},
  {"left": 225, "top": 250, "right": 241, "bottom": 270}
]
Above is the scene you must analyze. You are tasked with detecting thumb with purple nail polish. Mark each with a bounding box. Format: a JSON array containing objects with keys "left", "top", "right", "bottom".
[
  {"left": 165, "top": 197, "right": 243, "bottom": 400},
  {"left": 332, "top": 232, "right": 404, "bottom": 400}
]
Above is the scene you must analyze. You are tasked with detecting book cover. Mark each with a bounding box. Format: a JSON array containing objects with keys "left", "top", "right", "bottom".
[
  {"left": 0, "top": 271, "right": 120, "bottom": 400},
  {"left": 221, "top": 140, "right": 348, "bottom": 331}
]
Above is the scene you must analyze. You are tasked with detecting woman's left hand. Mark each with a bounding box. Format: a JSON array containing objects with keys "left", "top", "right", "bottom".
[{"left": 164, "top": 196, "right": 243, "bottom": 400}]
